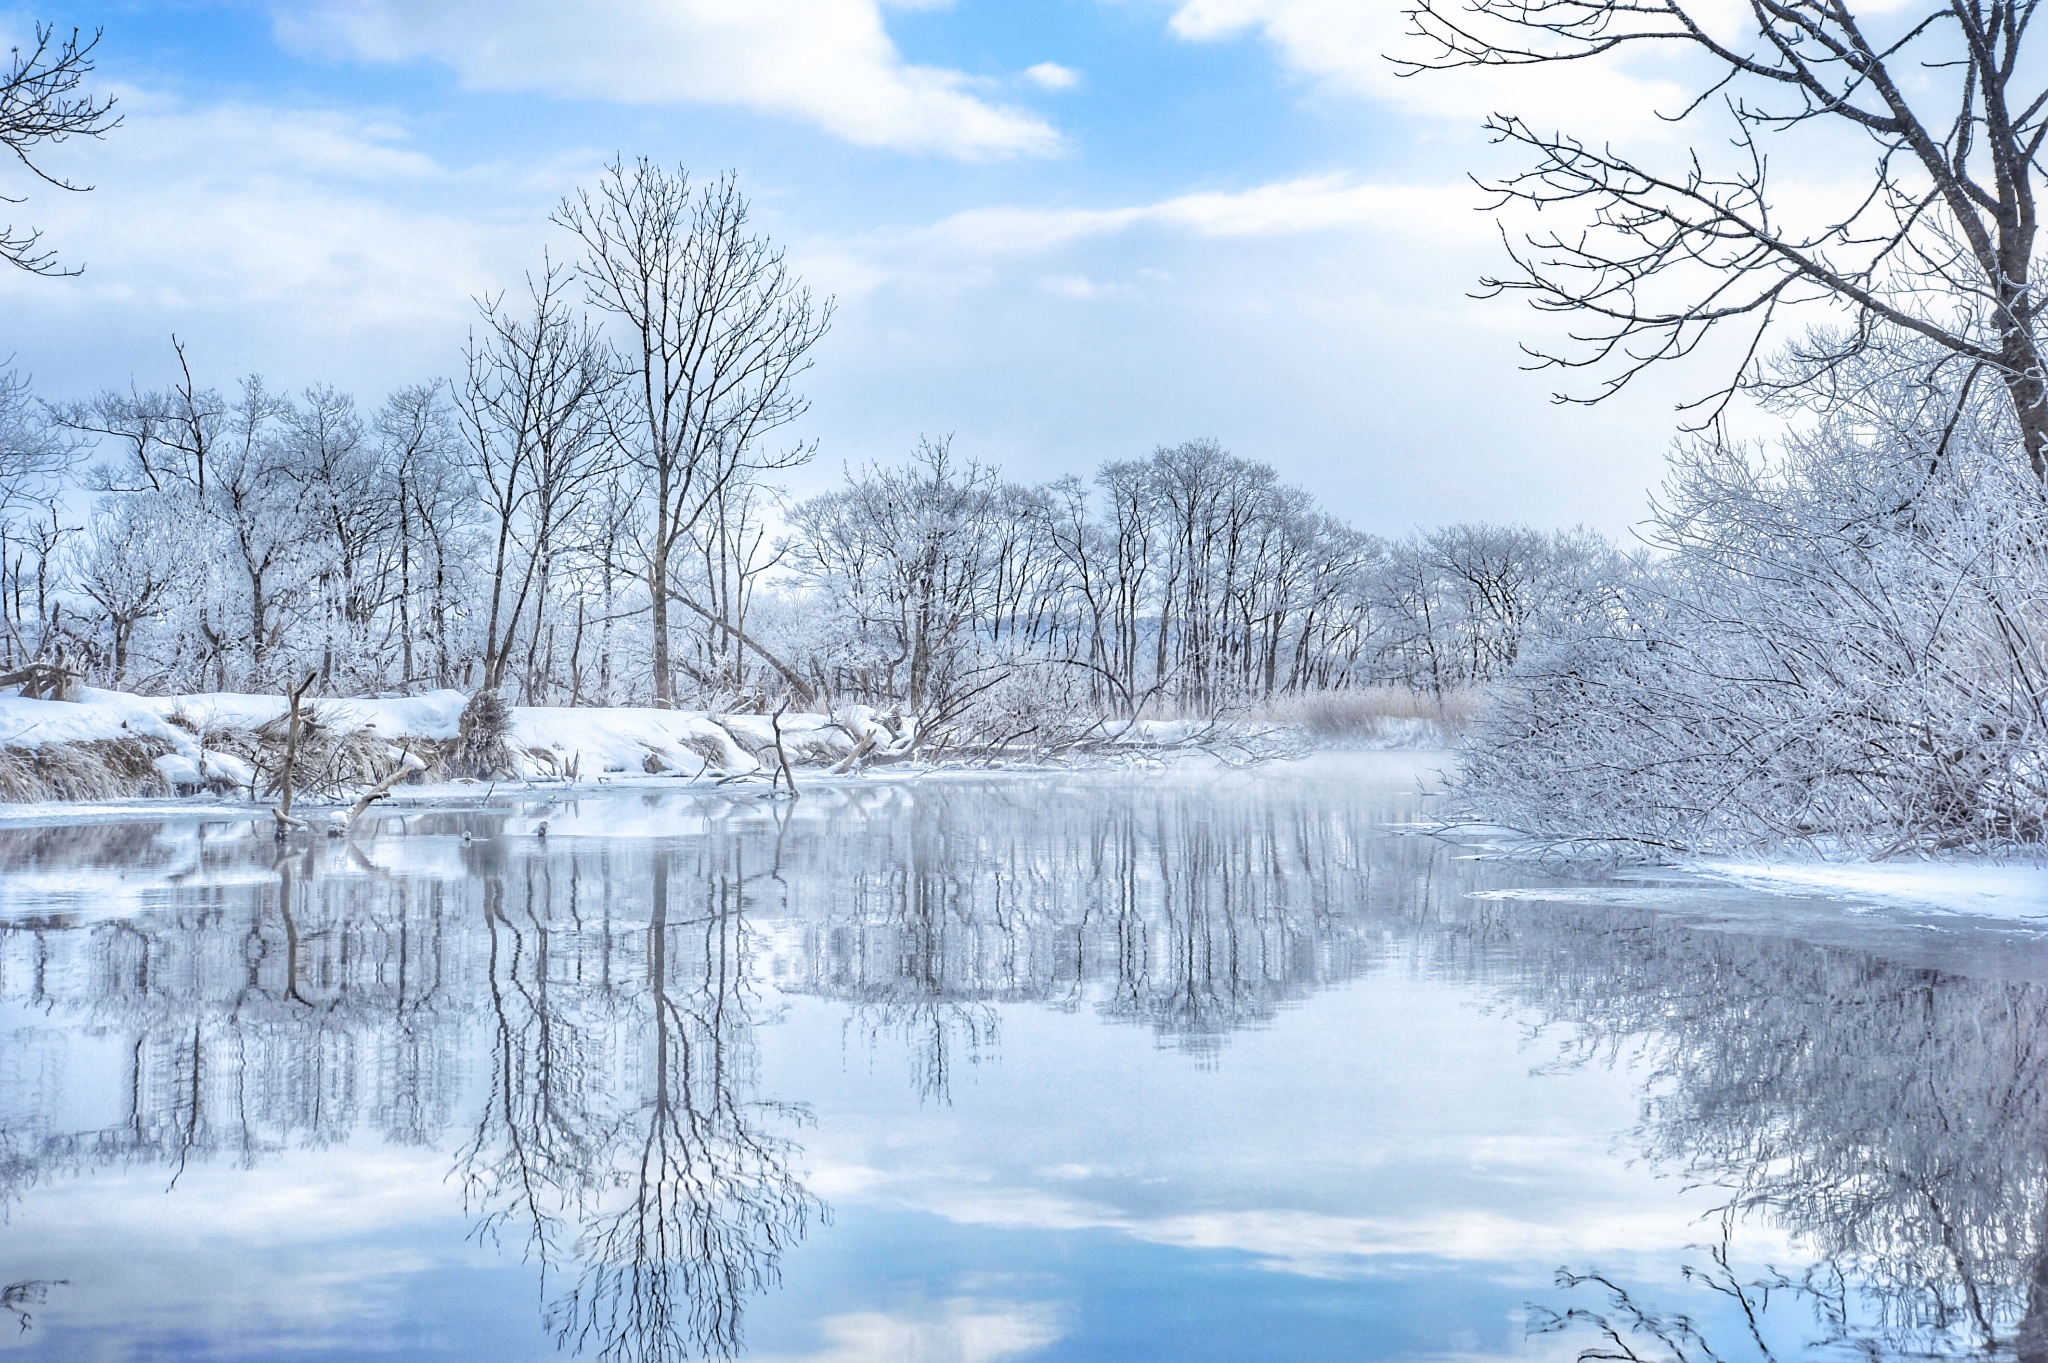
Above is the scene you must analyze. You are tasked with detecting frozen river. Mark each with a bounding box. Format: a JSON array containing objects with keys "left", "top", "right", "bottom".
[{"left": 0, "top": 753, "right": 2043, "bottom": 1361}]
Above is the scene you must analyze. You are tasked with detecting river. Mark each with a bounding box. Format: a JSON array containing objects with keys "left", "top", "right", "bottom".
[{"left": 0, "top": 752, "right": 2041, "bottom": 1361}]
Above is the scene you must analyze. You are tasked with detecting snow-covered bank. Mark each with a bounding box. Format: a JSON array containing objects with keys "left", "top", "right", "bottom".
[
  {"left": 1695, "top": 860, "right": 2048, "bottom": 924},
  {"left": 0, "top": 686, "right": 922, "bottom": 800},
  {"left": 0, "top": 686, "right": 1445, "bottom": 810}
]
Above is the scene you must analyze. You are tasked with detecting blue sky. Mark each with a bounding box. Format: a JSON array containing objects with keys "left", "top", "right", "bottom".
[{"left": 0, "top": 0, "right": 1709, "bottom": 533}]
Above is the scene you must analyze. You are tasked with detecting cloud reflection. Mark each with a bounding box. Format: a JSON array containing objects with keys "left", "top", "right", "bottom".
[{"left": 0, "top": 765, "right": 2044, "bottom": 1359}]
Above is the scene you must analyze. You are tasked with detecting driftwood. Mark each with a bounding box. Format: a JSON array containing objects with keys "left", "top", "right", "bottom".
[
  {"left": 0, "top": 663, "right": 77, "bottom": 701},
  {"left": 273, "top": 674, "right": 316, "bottom": 838},
  {"left": 343, "top": 742, "right": 417, "bottom": 833},
  {"left": 768, "top": 696, "right": 800, "bottom": 797}
]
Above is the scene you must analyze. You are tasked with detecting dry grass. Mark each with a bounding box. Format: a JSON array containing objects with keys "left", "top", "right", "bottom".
[
  {"left": 196, "top": 706, "right": 429, "bottom": 799},
  {"left": 0, "top": 737, "right": 177, "bottom": 802},
  {"left": 453, "top": 690, "right": 514, "bottom": 778},
  {"left": 1249, "top": 686, "right": 1483, "bottom": 740}
]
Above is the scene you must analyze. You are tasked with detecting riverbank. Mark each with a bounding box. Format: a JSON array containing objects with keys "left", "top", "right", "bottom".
[{"left": 0, "top": 684, "right": 1457, "bottom": 814}]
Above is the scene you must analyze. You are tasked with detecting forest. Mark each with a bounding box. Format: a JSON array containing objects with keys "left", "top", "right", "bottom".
[
  {"left": 0, "top": 165, "right": 1620, "bottom": 748},
  {"left": 8, "top": 159, "right": 2041, "bottom": 857}
]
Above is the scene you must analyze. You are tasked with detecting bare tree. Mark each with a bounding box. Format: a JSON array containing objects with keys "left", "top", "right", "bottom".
[
  {"left": 790, "top": 438, "right": 1004, "bottom": 727},
  {"left": 0, "top": 24, "right": 117, "bottom": 275},
  {"left": 457, "top": 263, "right": 617, "bottom": 696},
  {"left": 287, "top": 386, "right": 391, "bottom": 692},
  {"left": 1404, "top": 0, "right": 2048, "bottom": 476},
  {"left": 376, "top": 383, "right": 473, "bottom": 688},
  {"left": 679, "top": 476, "right": 785, "bottom": 697},
  {"left": 68, "top": 497, "right": 182, "bottom": 686},
  {"left": 0, "top": 370, "right": 71, "bottom": 508},
  {"left": 556, "top": 159, "right": 831, "bottom": 705}
]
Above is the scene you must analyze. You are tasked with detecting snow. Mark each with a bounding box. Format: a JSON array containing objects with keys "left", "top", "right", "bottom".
[
  {"left": 0, "top": 689, "right": 188, "bottom": 747},
  {"left": 0, "top": 685, "right": 925, "bottom": 805},
  {"left": 0, "top": 688, "right": 476, "bottom": 750},
  {"left": 1696, "top": 860, "right": 2048, "bottom": 923},
  {"left": 0, "top": 683, "right": 1450, "bottom": 819},
  {"left": 152, "top": 751, "right": 202, "bottom": 788},
  {"left": 136, "top": 688, "right": 474, "bottom": 741},
  {"left": 0, "top": 686, "right": 1360, "bottom": 797},
  {"left": 506, "top": 705, "right": 764, "bottom": 778}
]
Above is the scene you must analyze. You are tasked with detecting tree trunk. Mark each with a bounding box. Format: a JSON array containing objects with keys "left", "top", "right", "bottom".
[
  {"left": 1999, "top": 359, "right": 2048, "bottom": 482},
  {"left": 649, "top": 549, "right": 672, "bottom": 706}
]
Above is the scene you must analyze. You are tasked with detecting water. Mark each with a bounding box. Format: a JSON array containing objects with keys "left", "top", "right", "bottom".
[{"left": 0, "top": 753, "right": 2043, "bottom": 1362}]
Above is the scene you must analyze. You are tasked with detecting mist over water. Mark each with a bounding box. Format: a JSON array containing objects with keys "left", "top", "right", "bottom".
[{"left": 0, "top": 755, "right": 2043, "bottom": 1361}]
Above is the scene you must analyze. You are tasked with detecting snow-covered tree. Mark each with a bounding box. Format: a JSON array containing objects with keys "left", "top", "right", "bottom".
[{"left": 1458, "top": 332, "right": 2048, "bottom": 854}]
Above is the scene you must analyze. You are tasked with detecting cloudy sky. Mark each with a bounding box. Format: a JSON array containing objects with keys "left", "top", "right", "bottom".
[{"left": 0, "top": 0, "right": 1713, "bottom": 534}]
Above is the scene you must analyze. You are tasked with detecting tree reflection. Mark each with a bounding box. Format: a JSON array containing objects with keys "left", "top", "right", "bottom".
[
  {"left": 1484, "top": 897, "right": 2048, "bottom": 1358},
  {"left": 0, "top": 812, "right": 823, "bottom": 1361},
  {"left": 770, "top": 782, "right": 1400, "bottom": 1079},
  {"left": 0, "top": 780, "right": 1418, "bottom": 1356},
  {"left": 0, "top": 1278, "right": 65, "bottom": 1332},
  {"left": 446, "top": 832, "right": 820, "bottom": 1362},
  {"left": 548, "top": 855, "right": 820, "bottom": 1363},
  {"left": 4, "top": 778, "right": 2048, "bottom": 1361}
]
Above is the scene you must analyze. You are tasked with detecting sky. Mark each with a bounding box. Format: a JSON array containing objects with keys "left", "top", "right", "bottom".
[{"left": 0, "top": 0, "right": 1729, "bottom": 536}]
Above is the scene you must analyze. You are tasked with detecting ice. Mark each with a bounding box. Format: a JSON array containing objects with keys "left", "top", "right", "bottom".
[{"left": 1697, "top": 860, "right": 2048, "bottom": 922}]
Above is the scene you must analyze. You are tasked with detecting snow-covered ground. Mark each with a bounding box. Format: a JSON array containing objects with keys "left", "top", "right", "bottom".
[
  {"left": 0, "top": 686, "right": 920, "bottom": 796},
  {"left": 0, "top": 685, "right": 1420, "bottom": 815}
]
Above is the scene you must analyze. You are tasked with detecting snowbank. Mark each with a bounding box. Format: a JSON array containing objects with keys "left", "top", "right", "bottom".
[
  {"left": 1697, "top": 860, "right": 2048, "bottom": 923},
  {"left": 0, "top": 686, "right": 926, "bottom": 805},
  {"left": 0, "top": 684, "right": 1388, "bottom": 810},
  {"left": 501, "top": 705, "right": 905, "bottom": 780}
]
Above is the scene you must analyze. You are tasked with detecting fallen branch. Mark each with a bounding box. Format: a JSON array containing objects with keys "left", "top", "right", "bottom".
[
  {"left": 827, "top": 731, "right": 877, "bottom": 776},
  {"left": 0, "top": 662, "right": 77, "bottom": 701},
  {"left": 667, "top": 590, "right": 818, "bottom": 707},
  {"left": 344, "top": 742, "right": 417, "bottom": 834}
]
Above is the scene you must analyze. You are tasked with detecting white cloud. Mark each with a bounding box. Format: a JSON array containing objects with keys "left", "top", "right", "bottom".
[
  {"left": 1022, "top": 62, "right": 1080, "bottom": 91},
  {"left": 276, "top": 0, "right": 1060, "bottom": 160},
  {"left": 0, "top": 87, "right": 546, "bottom": 396},
  {"left": 786, "top": 172, "right": 1484, "bottom": 305},
  {"left": 1036, "top": 273, "right": 1121, "bottom": 299},
  {"left": 826, "top": 1161, "right": 1770, "bottom": 1280},
  {"left": 820, "top": 174, "right": 1482, "bottom": 283},
  {"left": 1165, "top": 0, "right": 1693, "bottom": 135}
]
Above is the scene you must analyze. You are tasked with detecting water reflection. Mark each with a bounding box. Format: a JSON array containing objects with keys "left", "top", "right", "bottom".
[
  {"left": 1496, "top": 895, "right": 2048, "bottom": 1358},
  {"left": 0, "top": 765, "right": 2043, "bottom": 1360},
  {"left": 0, "top": 816, "right": 823, "bottom": 1362}
]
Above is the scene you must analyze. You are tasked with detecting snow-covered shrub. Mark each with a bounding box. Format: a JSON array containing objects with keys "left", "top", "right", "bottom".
[
  {"left": 1458, "top": 345, "right": 2048, "bottom": 855},
  {"left": 454, "top": 690, "right": 514, "bottom": 778}
]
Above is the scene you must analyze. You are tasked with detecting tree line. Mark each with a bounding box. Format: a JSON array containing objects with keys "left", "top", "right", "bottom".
[{"left": 0, "top": 161, "right": 1617, "bottom": 734}]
